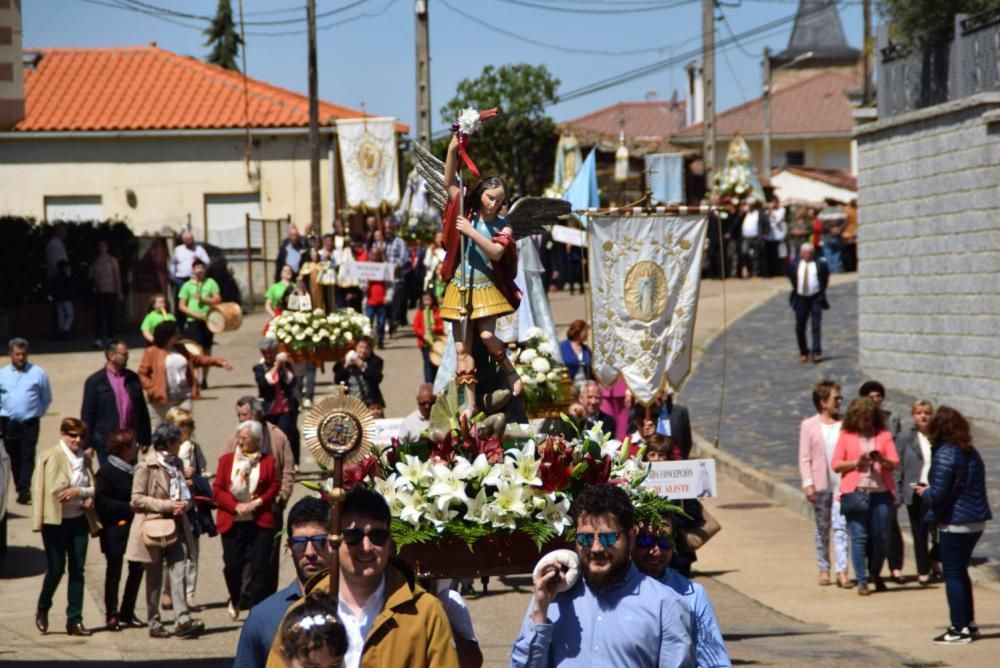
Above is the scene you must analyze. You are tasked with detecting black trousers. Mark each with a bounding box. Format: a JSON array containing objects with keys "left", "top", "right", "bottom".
[
  {"left": 104, "top": 552, "right": 144, "bottom": 618},
  {"left": 906, "top": 497, "right": 933, "bottom": 576},
  {"left": 260, "top": 502, "right": 285, "bottom": 599},
  {"left": 2, "top": 417, "right": 40, "bottom": 496},
  {"left": 221, "top": 522, "right": 274, "bottom": 610},
  {"left": 265, "top": 412, "right": 299, "bottom": 466},
  {"left": 94, "top": 292, "right": 118, "bottom": 341},
  {"left": 793, "top": 295, "right": 823, "bottom": 356}
]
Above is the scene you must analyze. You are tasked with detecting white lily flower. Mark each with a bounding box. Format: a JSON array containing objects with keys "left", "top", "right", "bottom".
[
  {"left": 464, "top": 487, "right": 491, "bottom": 524},
  {"left": 395, "top": 455, "right": 433, "bottom": 489},
  {"left": 492, "top": 480, "right": 528, "bottom": 517},
  {"left": 424, "top": 503, "right": 458, "bottom": 529},
  {"left": 466, "top": 454, "right": 492, "bottom": 481},
  {"left": 483, "top": 461, "right": 516, "bottom": 488},
  {"left": 428, "top": 463, "right": 471, "bottom": 510},
  {"left": 508, "top": 447, "right": 542, "bottom": 487},
  {"left": 397, "top": 488, "right": 429, "bottom": 527},
  {"left": 539, "top": 495, "right": 572, "bottom": 534}
]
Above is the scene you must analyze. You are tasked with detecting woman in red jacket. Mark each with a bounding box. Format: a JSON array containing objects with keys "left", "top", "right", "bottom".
[
  {"left": 831, "top": 397, "right": 899, "bottom": 596},
  {"left": 412, "top": 291, "right": 445, "bottom": 383},
  {"left": 212, "top": 420, "right": 280, "bottom": 619}
]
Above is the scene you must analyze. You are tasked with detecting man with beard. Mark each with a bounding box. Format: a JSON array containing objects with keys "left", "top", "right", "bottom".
[
  {"left": 234, "top": 496, "right": 331, "bottom": 668},
  {"left": 266, "top": 488, "right": 458, "bottom": 668},
  {"left": 511, "top": 484, "right": 694, "bottom": 667},
  {"left": 632, "top": 513, "right": 731, "bottom": 667}
]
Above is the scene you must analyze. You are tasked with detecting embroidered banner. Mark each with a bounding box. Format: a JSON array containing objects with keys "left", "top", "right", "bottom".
[
  {"left": 587, "top": 215, "right": 707, "bottom": 405},
  {"left": 336, "top": 117, "right": 400, "bottom": 210}
]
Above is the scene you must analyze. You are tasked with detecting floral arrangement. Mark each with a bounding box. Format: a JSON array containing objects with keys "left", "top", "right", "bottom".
[
  {"left": 509, "top": 327, "right": 573, "bottom": 417},
  {"left": 308, "top": 421, "right": 680, "bottom": 550},
  {"left": 266, "top": 308, "right": 371, "bottom": 352}
]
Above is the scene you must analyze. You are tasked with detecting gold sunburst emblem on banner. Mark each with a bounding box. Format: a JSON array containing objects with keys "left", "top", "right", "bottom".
[
  {"left": 623, "top": 260, "right": 668, "bottom": 323},
  {"left": 303, "top": 390, "right": 375, "bottom": 466}
]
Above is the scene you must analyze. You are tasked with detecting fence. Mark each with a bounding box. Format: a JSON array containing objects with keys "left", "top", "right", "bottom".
[
  {"left": 219, "top": 214, "right": 292, "bottom": 311},
  {"left": 877, "top": 9, "right": 1000, "bottom": 119}
]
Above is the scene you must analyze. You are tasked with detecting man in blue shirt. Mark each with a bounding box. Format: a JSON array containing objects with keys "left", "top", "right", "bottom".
[
  {"left": 511, "top": 484, "right": 694, "bottom": 667},
  {"left": 633, "top": 512, "right": 731, "bottom": 667},
  {"left": 0, "top": 338, "right": 52, "bottom": 504},
  {"left": 234, "top": 496, "right": 331, "bottom": 668}
]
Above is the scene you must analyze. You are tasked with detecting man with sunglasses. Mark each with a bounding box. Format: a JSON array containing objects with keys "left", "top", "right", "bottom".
[
  {"left": 399, "top": 383, "right": 436, "bottom": 443},
  {"left": 235, "top": 496, "right": 331, "bottom": 668},
  {"left": 266, "top": 488, "right": 458, "bottom": 668},
  {"left": 632, "top": 514, "right": 730, "bottom": 667},
  {"left": 512, "top": 484, "right": 694, "bottom": 667}
]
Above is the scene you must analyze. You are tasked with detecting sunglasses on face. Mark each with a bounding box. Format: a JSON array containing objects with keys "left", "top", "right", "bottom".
[
  {"left": 343, "top": 527, "right": 390, "bottom": 547},
  {"left": 574, "top": 532, "right": 622, "bottom": 549},
  {"left": 288, "top": 534, "right": 330, "bottom": 554},
  {"left": 64, "top": 432, "right": 82, "bottom": 439},
  {"left": 635, "top": 533, "right": 672, "bottom": 551}
]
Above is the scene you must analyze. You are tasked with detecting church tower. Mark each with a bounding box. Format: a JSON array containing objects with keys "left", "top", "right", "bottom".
[{"left": 770, "top": 0, "right": 861, "bottom": 90}]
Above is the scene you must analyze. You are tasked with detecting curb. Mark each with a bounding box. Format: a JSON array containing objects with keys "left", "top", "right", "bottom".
[{"left": 690, "top": 430, "right": 1000, "bottom": 590}]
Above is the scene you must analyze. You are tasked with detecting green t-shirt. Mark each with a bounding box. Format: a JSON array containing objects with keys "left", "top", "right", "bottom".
[
  {"left": 265, "top": 281, "right": 291, "bottom": 307},
  {"left": 140, "top": 310, "right": 176, "bottom": 334},
  {"left": 178, "top": 278, "right": 220, "bottom": 319}
]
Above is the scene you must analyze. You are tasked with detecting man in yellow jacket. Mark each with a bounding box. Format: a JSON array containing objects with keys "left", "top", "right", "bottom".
[{"left": 266, "top": 488, "right": 458, "bottom": 668}]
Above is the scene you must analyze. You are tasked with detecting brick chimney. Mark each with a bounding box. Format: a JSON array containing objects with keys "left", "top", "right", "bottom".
[{"left": 0, "top": 0, "right": 24, "bottom": 130}]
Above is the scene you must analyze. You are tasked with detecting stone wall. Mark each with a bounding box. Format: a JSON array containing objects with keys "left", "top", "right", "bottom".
[{"left": 854, "top": 92, "right": 1000, "bottom": 431}]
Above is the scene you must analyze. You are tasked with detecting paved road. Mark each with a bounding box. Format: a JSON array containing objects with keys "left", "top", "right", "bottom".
[{"left": 681, "top": 278, "right": 1000, "bottom": 564}]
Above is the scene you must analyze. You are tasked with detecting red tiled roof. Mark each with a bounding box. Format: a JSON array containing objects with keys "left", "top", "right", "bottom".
[
  {"left": 673, "top": 69, "right": 858, "bottom": 141},
  {"left": 558, "top": 99, "right": 688, "bottom": 155},
  {"left": 15, "top": 46, "right": 407, "bottom": 133}
]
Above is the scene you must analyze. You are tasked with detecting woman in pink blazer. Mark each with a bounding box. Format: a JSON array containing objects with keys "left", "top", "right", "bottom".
[
  {"left": 798, "top": 380, "right": 849, "bottom": 587},
  {"left": 831, "top": 397, "right": 899, "bottom": 596}
]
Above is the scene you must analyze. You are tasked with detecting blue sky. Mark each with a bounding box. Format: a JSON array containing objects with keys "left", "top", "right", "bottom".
[{"left": 24, "top": 0, "right": 864, "bottom": 132}]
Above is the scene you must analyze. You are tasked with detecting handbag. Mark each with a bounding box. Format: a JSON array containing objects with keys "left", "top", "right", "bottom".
[
  {"left": 684, "top": 504, "right": 722, "bottom": 551},
  {"left": 839, "top": 490, "right": 870, "bottom": 515},
  {"left": 141, "top": 516, "right": 178, "bottom": 548}
]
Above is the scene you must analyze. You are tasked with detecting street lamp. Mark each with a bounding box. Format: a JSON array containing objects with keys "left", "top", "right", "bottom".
[{"left": 761, "top": 49, "right": 813, "bottom": 178}]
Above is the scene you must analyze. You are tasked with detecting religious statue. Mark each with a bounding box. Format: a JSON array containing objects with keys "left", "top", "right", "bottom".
[{"left": 414, "top": 108, "right": 571, "bottom": 422}]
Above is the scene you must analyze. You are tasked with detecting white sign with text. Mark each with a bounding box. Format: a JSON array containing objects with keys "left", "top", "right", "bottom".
[
  {"left": 345, "top": 261, "right": 395, "bottom": 282},
  {"left": 551, "top": 224, "right": 587, "bottom": 247},
  {"left": 641, "top": 459, "right": 717, "bottom": 499},
  {"left": 372, "top": 418, "right": 404, "bottom": 448}
]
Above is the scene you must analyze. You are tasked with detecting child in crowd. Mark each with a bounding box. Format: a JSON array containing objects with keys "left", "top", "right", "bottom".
[
  {"left": 279, "top": 592, "right": 347, "bottom": 668},
  {"left": 645, "top": 434, "right": 682, "bottom": 462},
  {"left": 140, "top": 293, "right": 176, "bottom": 344}
]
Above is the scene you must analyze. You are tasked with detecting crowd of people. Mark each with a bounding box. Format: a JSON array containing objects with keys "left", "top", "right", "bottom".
[
  {"left": 0, "top": 210, "right": 991, "bottom": 665},
  {"left": 705, "top": 195, "right": 857, "bottom": 281},
  {"left": 799, "top": 379, "right": 992, "bottom": 644}
]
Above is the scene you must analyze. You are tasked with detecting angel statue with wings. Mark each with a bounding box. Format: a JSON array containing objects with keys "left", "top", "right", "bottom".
[{"left": 414, "top": 108, "right": 570, "bottom": 421}]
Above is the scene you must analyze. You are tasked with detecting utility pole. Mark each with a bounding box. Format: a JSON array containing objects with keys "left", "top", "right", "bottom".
[
  {"left": 702, "top": 0, "right": 716, "bottom": 189},
  {"left": 862, "top": 0, "right": 873, "bottom": 106},
  {"left": 414, "top": 0, "right": 432, "bottom": 148},
  {"left": 761, "top": 46, "right": 771, "bottom": 179},
  {"left": 307, "top": 0, "right": 321, "bottom": 234}
]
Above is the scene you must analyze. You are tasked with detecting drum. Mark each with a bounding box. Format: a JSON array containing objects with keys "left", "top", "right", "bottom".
[
  {"left": 178, "top": 338, "right": 204, "bottom": 357},
  {"left": 429, "top": 338, "right": 446, "bottom": 367},
  {"left": 207, "top": 302, "right": 243, "bottom": 334}
]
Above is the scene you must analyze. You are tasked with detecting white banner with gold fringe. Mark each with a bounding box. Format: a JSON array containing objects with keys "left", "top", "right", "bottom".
[
  {"left": 336, "top": 117, "right": 400, "bottom": 210},
  {"left": 587, "top": 215, "right": 707, "bottom": 405}
]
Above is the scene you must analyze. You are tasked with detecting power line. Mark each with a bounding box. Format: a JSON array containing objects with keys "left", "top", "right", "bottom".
[
  {"left": 493, "top": 0, "right": 697, "bottom": 14},
  {"left": 438, "top": 0, "right": 694, "bottom": 57},
  {"left": 246, "top": 0, "right": 398, "bottom": 36},
  {"left": 113, "top": 0, "right": 375, "bottom": 26},
  {"left": 79, "top": 0, "right": 205, "bottom": 30},
  {"left": 554, "top": 0, "right": 848, "bottom": 103},
  {"left": 720, "top": 12, "right": 756, "bottom": 58}
]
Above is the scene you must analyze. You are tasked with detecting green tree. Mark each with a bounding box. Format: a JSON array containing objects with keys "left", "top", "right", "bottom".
[
  {"left": 878, "top": 0, "right": 997, "bottom": 45},
  {"left": 440, "top": 64, "right": 560, "bottom": 198},
  {"left": 204, "top": 0, "right": 243, "bottom": 71}
]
